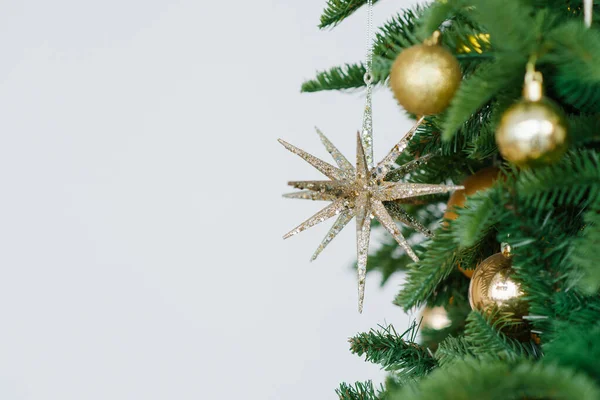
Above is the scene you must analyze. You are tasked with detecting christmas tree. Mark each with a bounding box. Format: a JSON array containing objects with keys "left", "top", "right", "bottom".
[{"left": 289, "top": 0, "right": 600, "bottom": 398}]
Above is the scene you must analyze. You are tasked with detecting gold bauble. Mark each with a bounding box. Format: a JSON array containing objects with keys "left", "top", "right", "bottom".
[
  {"left": 444, "top": 166, "right": 503, "bottom": 279},
  {"left": 420, "top": 306, "right": 452, "bottom": 330},
  {"left": 468, "top": 251, "right": 527, "bottom": 315},
  {"left": 389, "top": 33, "right": 461, "bottom": 115},
  {"left": 496, "top": 100, "right": 568, "bottom": 167},
  {"left": 444, "top": 166, "right": 501, "bottom": 221},
  {"left": 496, "top": 69, "right": 568, "bottom": 167}
]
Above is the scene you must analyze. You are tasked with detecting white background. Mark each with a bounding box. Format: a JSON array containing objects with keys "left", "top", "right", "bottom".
[{"left": 0, "top": 0, "right": 417, "bottom": 398}]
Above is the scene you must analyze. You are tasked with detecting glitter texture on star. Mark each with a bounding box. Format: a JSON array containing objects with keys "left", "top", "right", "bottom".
[{"left": 280, "top": 117, "right": 463, "bottom": 312}]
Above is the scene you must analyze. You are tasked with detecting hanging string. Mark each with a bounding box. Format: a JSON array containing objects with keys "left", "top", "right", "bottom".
[
  {"left": 361, "top": 0, "right": 375, "bottom": 168},
  {"left": 584, "top": 0, "right": 593, "bottom": 28},
  {"left": 364, "top": 0, "right": 374, "bottom": 79}
]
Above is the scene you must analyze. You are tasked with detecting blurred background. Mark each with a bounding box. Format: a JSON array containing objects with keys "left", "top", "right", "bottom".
[{"left": 0, "top": 0, "right": 416, "bottom": 398}]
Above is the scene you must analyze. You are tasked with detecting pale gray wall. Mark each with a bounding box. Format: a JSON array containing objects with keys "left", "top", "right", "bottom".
[{"left": 0, "top": 0, "right": 417, "bottom": 398}]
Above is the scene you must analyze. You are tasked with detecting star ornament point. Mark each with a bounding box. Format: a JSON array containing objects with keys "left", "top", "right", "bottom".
[{"left": 280, "top": 119, "right": 463, "bottom": 313}]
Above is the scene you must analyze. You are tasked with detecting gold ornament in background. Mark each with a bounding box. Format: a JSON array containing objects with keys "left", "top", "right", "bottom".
[
  {"left": 469, "top": 244, "right": 528, "bottom": 315},
  {"left": 389, "top": 31, "right": 462, "bottom": 115},
  {"left": 496, "top": 66, "right": 568, "bottom": 167},
  {"left": 457, "top": 33, "right": 491, "bottom": 54},
  {"left": 444, "top": 167, "right": 502, "bottom": 279},
  {"left": 280, "top": 118, "right": 463, "bottom": 313},
  {"left": 444, "top": 166, "right": 501, "bottom": 222},
  {"left": 421, "top": 306, "right": 452, "bottom": 330}
]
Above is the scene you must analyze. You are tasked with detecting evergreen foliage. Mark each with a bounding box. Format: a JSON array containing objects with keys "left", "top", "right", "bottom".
[
  {"left": 303, "top": 8, "right": 423, "bottom": 92},
  {"left": 302, "top": 0, "right": 600, "bottom": 397},
  {"left": 434, "top": 336, "right": 475, "bottom": 367},
  {"left": 348, "top": 323, "right": 437, "bottom": 377},
  {"left": 392, "top": 227, "right": 460, "bottom": 310},
  {"left": 463, "top": 311, "right": 541, "bottom": 361},
  {"left": 451, "top": 187, "right": 501, "bottom": 248},
  {"left": 365, "top": 203, "right": 443, "bottom": 286},
  {"left": 319, "top": 0, "right": 382, "bottom": 29},
  {"left": 301, "top": 63, "right": 372, "bottom": 92},
  {"left": 544, "top": 324, "right": 600, "bottom": 383},
  {"left": 335, "top": 381, "right": 385, "bottom": 400},
  {"left": 570, "top": 203, "right": 600, "bottom": 294},
  {"left": 390, "top": 358, "right": 600, "bottom": 400}
]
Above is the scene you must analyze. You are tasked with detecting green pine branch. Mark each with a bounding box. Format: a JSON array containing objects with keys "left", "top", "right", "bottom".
[
  {"left": 349, "top": 323, "right": 436, "bottom": 379},
  {"left": 570, "top": 204, "right": 600, "bottom": 294},
  {"left": 336, "top": 381, "right": 386, "bottom": 400},
  {"left": 468, "top": 0, "right": 539, "bottom": 53},
  {"left": 362, "top": 203, "right": 444, "bottom": 286},
  {"left": 441, "top": 58, "right": 526, "bottom": 141},
  {"left": 303, "top": 8, "right": 422, "bottom": 92},
  {"left": 400, "top": 111, "right": 496, "bottom": 167},
  {"left": 372, "top": 7, "right": 422, "bottom": 60},
  {"left": 568, "top": 114, "right": 600, "bottom": 145},
  {"left": 301, "top": 63, "right": 371, "bottom": 92},
  {"left": 319, "top": 0, "right": 382, "bottom": 29},
  {"left": 465, "top": 311, "right": 540, "bottom": 361},
  {"left": 463, "top": 123, "right": 498, "bottom": 160},
  {"left": 544, "top": 323, "right": 600, "bottom": 383},
  {"left": 450, "top": 181, "right": 508, "bottom": 249},
  {"left": 300, "top": 57, "right": 395, "bottom": 92},
  {"left": 394, "top": 219, "right": 491, "bottom": 310},
  {"left": 434, "top": 336, "right": 475, "bottom": 367},
  {"left": 515, "top": 150, "right": 600, "bottom": 213},
  {"left": 550, "top": 292, "right": 600, "bottom": 337},
  {"left": 393, "top": 228, "right": 460, "bottom": 310},
  {"left": 388, "top": 358, "right": 600, "bottom": 400},
  {"left": 416, "top": 0, "right": 461, "bottom": 40},
  {"left": 544, "top": 21, "right": 600, "bottom": 112},
  {"left": 492, "top": 196, "right": 589, "bottom": 335}
]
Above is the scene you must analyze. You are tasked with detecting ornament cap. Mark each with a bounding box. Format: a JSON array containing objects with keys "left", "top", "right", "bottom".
[
  {"left": 501, "top": 242, "right": 512, "bottom": 257},
  {"left": 424, "top": 30, "right": 441, "bottom": 46},
  {"left": 523, "top": 64, "right": 543, "bottom": 102}
]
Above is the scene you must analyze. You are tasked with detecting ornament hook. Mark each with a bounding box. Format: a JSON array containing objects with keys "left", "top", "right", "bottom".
[
  {"left": 501, "top": 242, "right": 512, "bottom": 258},
  {"left": 524, "top": 59, "right": 543, "bottom": 102},
  {"left": 424, "top": 30, "right": 441, "bottom": 46}
]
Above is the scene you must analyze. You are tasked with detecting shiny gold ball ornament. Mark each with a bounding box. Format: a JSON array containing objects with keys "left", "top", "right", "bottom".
[
  {"left": 496, "top": 69, "right": 568, "bottom": 167},
  {"left": 469, "top": 244, "right": 527, "bottom": 315},
  {"left": 390, "top": 31, "right": 462, "bottom": 115}
]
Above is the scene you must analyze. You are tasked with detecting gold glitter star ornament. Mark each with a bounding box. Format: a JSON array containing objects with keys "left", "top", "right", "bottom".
[{"left": 280, "top": 118, "right": 463, "bottom": 313}]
